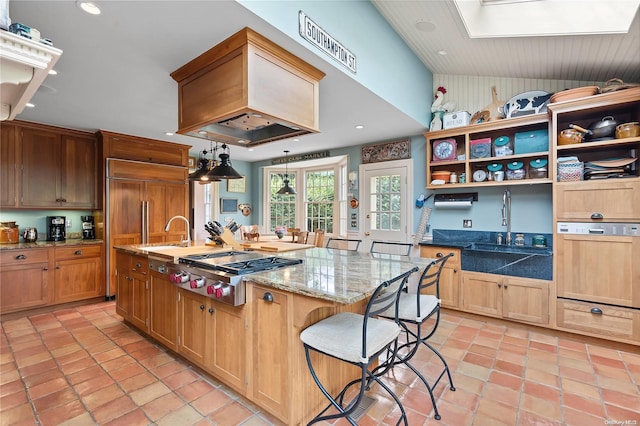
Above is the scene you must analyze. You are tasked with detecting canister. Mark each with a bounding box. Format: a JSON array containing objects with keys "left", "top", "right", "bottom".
[
  {"left": 492, "top": 136, "right": 513, "bottom": 157},
  {"left": 528, "top": 158, "right": 548, "bottom": 179},
  {"left": 487, "top": 163, "right": 503, "bottom": 181},
  {"left": 532, "top": 235, "right": 547, "bottom": 247},
  {"left": 506, "top": 161, "right": 526, "bottom": 180}
]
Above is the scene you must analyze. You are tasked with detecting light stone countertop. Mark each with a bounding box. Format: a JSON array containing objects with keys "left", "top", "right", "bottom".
[{"left": 114, "top": 243, "right": 434, "bottom": 306}]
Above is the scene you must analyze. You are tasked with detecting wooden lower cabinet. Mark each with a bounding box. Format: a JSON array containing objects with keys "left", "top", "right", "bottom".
[
  {"left": 419, "top": 246, "right": 460, "bottom": 308},
  {"left": 206, "top": 301, "right": 247, "bottom": 393},
  {"left": 461, "top": 271, "right": 549, "bottom": 325},
  {"left": 53, "top": 245, "right": 103, "bottom": 303},
  {"left": 557, "top": 299, "right": 639, "bottom": 342},
  {"left": 0, "top": 248, "right": 51, "bottom": 313},
  {"left": 250, "top": 285, "right": 290, "bottom": 421},
  {"left": 115, "top": 252, "right": 149, "bottom": 332},
  {"left": 149, "top": 268, "right": 178, "bottom": 350},
  {"left": 178, "top": 289, "right": 208, "bottom": 365}
]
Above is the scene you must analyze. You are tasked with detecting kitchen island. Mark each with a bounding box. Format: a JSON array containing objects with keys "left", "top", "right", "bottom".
[{"left": 114, "top": 244, "right": 432, "bottom": 425}]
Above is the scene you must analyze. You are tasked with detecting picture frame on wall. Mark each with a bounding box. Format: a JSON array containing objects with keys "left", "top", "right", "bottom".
[
  {"left": 227, "top": 176, "right": 246, "bottom": 193},
  {"left": 220, "top": 198, "right": 238, "bottom": 214},
  {"left": 188, "top": 156, "right": 197, "bottom": 171}
]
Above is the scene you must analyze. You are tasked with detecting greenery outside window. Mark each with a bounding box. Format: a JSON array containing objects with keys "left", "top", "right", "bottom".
[
  {"left": 305, "top": 170, "right": 335, "bottom": 233},
  {"left": 269, "top": 172, "right": 296, "bottom": 230}
]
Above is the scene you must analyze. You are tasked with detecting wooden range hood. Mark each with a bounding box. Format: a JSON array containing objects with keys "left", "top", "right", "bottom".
[{"left": 171, "top": 27, "right": 325, "bottom": 148}]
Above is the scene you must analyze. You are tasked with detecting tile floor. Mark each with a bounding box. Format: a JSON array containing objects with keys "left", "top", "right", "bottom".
[{"left": 1, "top": 301, "right": 639, "bottom": 426}]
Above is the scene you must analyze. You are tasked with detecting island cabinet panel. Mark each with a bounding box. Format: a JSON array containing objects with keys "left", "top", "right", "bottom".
[
  {"left": 178, "top": 290, "right": 208, "bottom": 365},
  {"left": 0, "top": 122, "right": 17, "bottom": 208},
  {"left": 53, "top": 245, "right": 103, "bottom": 303},
  {"left": 206, "top": 301, "right": 247, "bottom": 393},
  {"left": 556, "top": 181, "right": 640, "bottom": 222},
  {"left": 461, "top": 271, "right": 549, "bottom": 325},
  {"left": 419, "top": 246, "right": 460, "bottom": 308},
  {"left": 19, "top": 125, "right": 97, "bottom": 209},
  {"left": 115, "top": 252, "right": 149, "bottom": 332},
  {"left": 0, "top": 248, "right": 51, "bottom": 313},
  {"left": 149, "top": 269, "right": 178, "bottom": 350},
  {"left": 250, "top": 285, "right": 290, "bottom": 421}
]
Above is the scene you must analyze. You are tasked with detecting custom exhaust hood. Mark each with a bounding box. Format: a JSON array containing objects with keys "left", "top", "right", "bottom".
[
  {"left": 1, "top": 31, "right": 62, "bottom": 121},
  {"left": 171, "top": 27, "right": 325, "bottom": 148}
]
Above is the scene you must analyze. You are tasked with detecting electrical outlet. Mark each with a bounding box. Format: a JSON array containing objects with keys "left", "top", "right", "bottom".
[
  {"left": 463, "top": 219, "right": 472, "bottom": 228},
  {"left": 66, "top": 219, "right": 72, "bottom": 228}
]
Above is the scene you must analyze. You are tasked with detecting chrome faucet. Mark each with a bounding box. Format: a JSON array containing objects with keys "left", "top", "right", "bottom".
[
  {"left": 501, "top": 189, "right": 512, "bottom": 245},
  {"left": 164, "top": 215, "right": 191, "bottom": 245}
]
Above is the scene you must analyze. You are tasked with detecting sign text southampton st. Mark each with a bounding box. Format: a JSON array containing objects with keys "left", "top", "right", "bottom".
[{"left": 298, "top": 11, "right": 356, "bottom": 74}]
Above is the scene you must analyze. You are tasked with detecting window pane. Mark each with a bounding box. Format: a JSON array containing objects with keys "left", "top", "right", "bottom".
[
  {"left": 306, "top": 170, "right": 334, "bottom": 233},
  {"left": 369, "top": 173, "right": 401, "bottom": 231},
  {"left": 270, "top": 172, "right": 296, "bottom": 230}
]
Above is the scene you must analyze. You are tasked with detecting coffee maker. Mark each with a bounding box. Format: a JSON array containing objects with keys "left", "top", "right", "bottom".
[
  {"left": 47, "top": 216, "right": 66, "bottom": 241},
  {"left": 81, "top": 215, "right": 95, "bottom": 240}
]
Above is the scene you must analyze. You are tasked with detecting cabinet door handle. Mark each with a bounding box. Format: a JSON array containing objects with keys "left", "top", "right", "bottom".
[
  {"left": 43, "top": 267, "right": 48, "bottom": 271},
  {"left": 590, "top": 307, "right": 603, "bottom": 315},
  {"left": 200, "top": 304, "right": 205, "bottom": 311},
  {"left": 263, "top": 292, "right": 274, "bottom": 302},
  {"left": 208, "top": 308, "right": 215, "bottom": 314},
  {"left": 135, "top": 263, "right": 142, "bottom": 269},
  {"left": 591, "top": 213, "right": 603, "bottom": 220},
  {"left": 74, "top": 250, "right": 83, "bottom": 255},
  {"left": 436, "top": 252, "right": 444, "bottom": 258},
  {"left": 16, "top": 254, "right": 26, "bottom": 260},
  {"left": 56, "top": 266, "right": 61, "bottom": 269},
  {"left": 497, "top": 283, "right": 502, "bottom": 288},
  {"left": 504, "top": 284, "right": 508, "bottom": 289}
]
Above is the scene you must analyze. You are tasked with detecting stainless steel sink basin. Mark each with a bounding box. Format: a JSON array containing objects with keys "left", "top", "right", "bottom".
[{"left": 465, "top": 242, "right": 552, "bottom": 256}]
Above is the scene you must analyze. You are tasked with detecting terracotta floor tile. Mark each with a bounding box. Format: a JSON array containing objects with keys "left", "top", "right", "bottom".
[
  {"left": 562, "top": 392, "right": 606, "bottom": 418},
  {"left": 21, "top": 367, "right": 63, "bottom": 388},
  {"left": 73, "top": 372, "right": 114, "bottom": 396},
  {"left": 558, "top": 355, "right": 594, "bottom": 372},
  {"left": 103, "top": 408, "right": 151, "bottom": 426},
  {"left": 601, "top": 388, "right": 640, "bottom": 411},
  {"left": 156, "top": 404, "right": 205, "bottom": 425},
  {"left": 18, "top": 358, "right": 57, "bottom": 378},
  {"left": 529, "top": 341, "right": 557, "bottom": 353},
  {"left": 526, "top": 358, "right": 559, "bottom": 375},
  {"left": 129, "top": 381, "right": 171, "bottom": 406},
  {"left": 523, "top": 381, "right": 560, "bottom": 402},
  {"left": 524, "top": 368, "right": 559, "bottom": 388},
  {"left": 162, "top": 369, "right": 201, "bottom": 390},
  {"left": 517, "top": 410, "right": 563, "bottom": 426},
  {"left": 494, "top": 359, "right": 524, "bottom": 377},
  {"left": 55, "top": 411, "right": 95, "bottom": 426},
  {"left": 561, "top": 378, "right": 601, "bottom": 400},
  {"left": 175, "top": 378, "right": 216, "bottom": 402},
  {"left": 482, "top": 382, "right": 520, "bottom": 407},
  {"left": 604, "top": 403, "right": 640, "bottom": 423},
  {"left": 118, "top": 371, "right": 158, "bottom": 393},
  {"left": 463, "top": 352, "right": 494, "bottom": 369},
  {"left": 0, "top": 387, "right": 28, "bottom": 411},
  {"left": 527, "top": 347, "right": 558, "bottom": 363},
  {"left": 595, "top": 363, "right": 635, "bottom": 381},
  {"left": 108, "top": 361, "right": 146, "bottom": 381},
  {"left": 91, "top": 395, "right": 137, "bottom": 424},
  {"left": 475, "top": 399, "right": 518, "bottom": 425},
  {"left": 520, "top": 394, "right": 562, "bottom": 421},
  {"left": 32, "top": 386, "right": 78, "bottom": 412},
  {"left": 597, "top": 375, "right": 639, "bottom": 396},
  {"left": 562, "top": 406, "right": 606, "bottom": 426},
  {"left": 558, "top": 365, "right": 597, "bottom": 385},
  {"left": 557, "top": 338, "right": 586, "bottom": 352},
  {"left": 456, "top": 361, "right": 490, "bottom": 381},
  {"left": 488, "top": 370, "right": 523, "bottom": 391},
  {"left": 149, "top": 359, "right": 188, "bottom": 379},
  {"left": 66, "top": 364, "right": 104, "bottom": 386},
  {"left": 426, "top": 399, "right": 472, "bottom": 425},
  {"left": 38, "top": 399, "right": 88, "bottom": 426},
  {"left": 101, "top": 354, "right": 137, "bottom": 372},
  {"left": 469, "top": 343, "right": 497, "bottom": 357},
  {"left": 82, "top": 383, "right": 126, "bottom": 411},
  {"left": 191, "top": 388, "right": 234, "bottom": 416},
  {"left": 450, "top": 373, "right": 484, "bottom": 395},
  {"left": 141, "top": 391, "right": 186, "bottom": 421},
  {"left": 0, "top": 403, "right": 37, "bottom": 425},
  {"left": 27, "top": 376, "right": 68, "bottom": 400}
]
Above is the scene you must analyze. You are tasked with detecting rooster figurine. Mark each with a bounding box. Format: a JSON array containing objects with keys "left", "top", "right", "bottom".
[{"left": 430, "top": 86, "right": 456, "bottom": 131}]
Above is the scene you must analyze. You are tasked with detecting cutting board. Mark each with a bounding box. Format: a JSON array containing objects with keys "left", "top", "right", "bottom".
[
  {"left": 242, "top": 241, "right": 315, "bottom": 252},
  {"left": 483, "top": 86, "right": 505, "bottom": 121}
]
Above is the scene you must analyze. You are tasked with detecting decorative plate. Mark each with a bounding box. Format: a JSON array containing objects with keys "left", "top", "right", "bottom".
[{"left": 503, "top": 91, "right": 551, "bottom": 119}]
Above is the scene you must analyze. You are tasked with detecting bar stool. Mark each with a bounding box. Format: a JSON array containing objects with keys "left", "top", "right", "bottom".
[
  {"left": 300, "top": 267, "right": 418, "bottom": 425},
  {"left": 325, "top": 237, "right": 362, "bottom": 251},
  {"left": 378, "top": 253, "right": 455, "bottom": 421},
  {"left": 369, "top": 240, "right": 412, "bottom": 256}
]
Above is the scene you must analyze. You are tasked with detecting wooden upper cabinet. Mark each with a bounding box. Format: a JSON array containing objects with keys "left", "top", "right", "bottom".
[
  {"left": 0, "top": 123, "right": 18, "bottom": 207},
  {"left": 99, "top": 131, "right": 190, "bottom": 167},
  {"left": 18, "top": 123, "right": 97, "bottom": 209}
]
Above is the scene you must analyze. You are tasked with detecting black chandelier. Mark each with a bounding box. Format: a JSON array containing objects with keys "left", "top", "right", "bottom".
[
  {"left": 208, "top": 143, "right": 243, "bottom": 180},
  {"left": 277, "top": 150, "right": 296, "bottom": 195}
]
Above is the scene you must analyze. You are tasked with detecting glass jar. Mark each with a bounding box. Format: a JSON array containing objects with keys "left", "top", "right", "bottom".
[
  {"left": 514, "top": 233, "right": 525, "bottom": 246},
  {"left": 487, "top": 163, "right": 503, "bottom": 181},
  {"left": 506, "top": 161, "right": 526, "bottom": 180},
  {"left": 492, "top": 136, "right": 513, "bottom": 157},
  {"left": 529, "top": 158, "right": 548, "bottom": 179}
]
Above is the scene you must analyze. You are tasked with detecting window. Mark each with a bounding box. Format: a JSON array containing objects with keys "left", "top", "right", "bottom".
[
  {"left": 370, "top": 174, "right": 402, "bottom": 231},
  {"left": 269, "top": 172, "right": 296, "bottom": 231},
  {"left": 305, "top": 169, "right": 334, "bottom": 233}
]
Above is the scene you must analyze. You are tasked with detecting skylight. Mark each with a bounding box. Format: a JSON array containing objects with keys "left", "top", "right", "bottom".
[{"left": 454, "top": 0, "right": 640, "bottom": 38}]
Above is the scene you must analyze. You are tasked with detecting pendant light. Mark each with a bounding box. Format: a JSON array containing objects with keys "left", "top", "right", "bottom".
[
  {"left": 277, "top": 150, "right": 296, "bottom": 195},
  {"left": 207, "top": 143, "right": 243, "bottom": 179},
  {"left": 189, "top": 144, "right": 220, "bottom": 184}
]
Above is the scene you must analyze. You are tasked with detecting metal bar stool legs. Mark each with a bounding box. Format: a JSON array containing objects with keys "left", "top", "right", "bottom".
[{"left": 300, "top": 268, "right": 418, "bottom": 425}]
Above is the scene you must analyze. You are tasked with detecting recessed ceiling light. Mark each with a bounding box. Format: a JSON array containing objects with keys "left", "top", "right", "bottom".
[
  {"left": 164, "top": 132, "right": 174, "bottom": 136},
  {"left": 48, "top": 69, "right": 58, "bottom": 75},
  {"left": 248, "top": 148, "right": 254, "bottom": 152},
  {"left": 77, "top": 1, "right": 101, "bottom": 15},
  {"left": 438, "top": 50, "right": 448, "bottom": 56},
  {"left": 416, "top": 20, "right": 436, "bottom": 32},
  {"left": 355, "top": 125, "right": 364, "bottom": 129},
  {"left": 293, "top": 138, "right": 300, "bottom": 142},
  {"left": 198, "top": 130, "right": 207, "bottom": 135},
  {"left": 25, "top": 103, "right": 35, "bottom": 108}
]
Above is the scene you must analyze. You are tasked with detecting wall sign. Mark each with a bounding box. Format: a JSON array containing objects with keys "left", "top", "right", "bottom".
[
  {"left": 271, "top": 150, "right": 330, "bottom": 165},
  {"left": 299, "top": 11, "right": 357, "bottom": 74},
  {"left": 361, "top": 138, "right": 411, "bottom": 164}
]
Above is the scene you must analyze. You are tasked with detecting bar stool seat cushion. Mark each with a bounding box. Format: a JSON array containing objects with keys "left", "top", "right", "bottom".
[
  {"left": 380, "top": 294, "right": 440, "bottom": 323},
  {"left": 301, "top": 312, "right": 401, "bottom": 364}
]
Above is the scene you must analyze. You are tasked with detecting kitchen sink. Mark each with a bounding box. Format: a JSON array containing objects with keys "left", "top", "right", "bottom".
[{"left": 465, "top": 242, "right": 552, "bottom": 256}]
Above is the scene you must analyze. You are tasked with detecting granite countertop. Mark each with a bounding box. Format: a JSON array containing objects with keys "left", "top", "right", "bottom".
[
  {"left": 247, "top": 248, "right": 434, "bottom": 305},
  {"left": 115, "top": 243, "right": 433, "bottom": 306},
  {"left": 0, "top": 239, "right": 104, "bottom": 250}
]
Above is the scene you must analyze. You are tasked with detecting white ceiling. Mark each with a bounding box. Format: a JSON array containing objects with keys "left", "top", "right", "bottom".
[{"left": 7, "top": 1, "right": 640, "bottom": 163}]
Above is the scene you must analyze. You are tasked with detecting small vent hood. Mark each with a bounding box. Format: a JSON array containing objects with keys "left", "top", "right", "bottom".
[
  {"left": 1, "top": 31, "right": 62, "bottom": 121},
  {"left": 171, "top": 27, "right": 325, "bottom": 148}
]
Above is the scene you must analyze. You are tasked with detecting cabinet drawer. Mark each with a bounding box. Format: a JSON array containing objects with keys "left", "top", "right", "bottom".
[
  {"left": 557, "top": 299, "right": 639, "bottom": 341},
  {"left": 420, "top": 246, "right": 461, "bottom": 267},
  {"left": 55, "top": 245, "right": 102, "bottom": 260},
  {"left": 556, "top": 180, "right": 640, "bottom": 221},
  {"left": 0, "top": 248, "right": 49, "bottom": 265}
]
